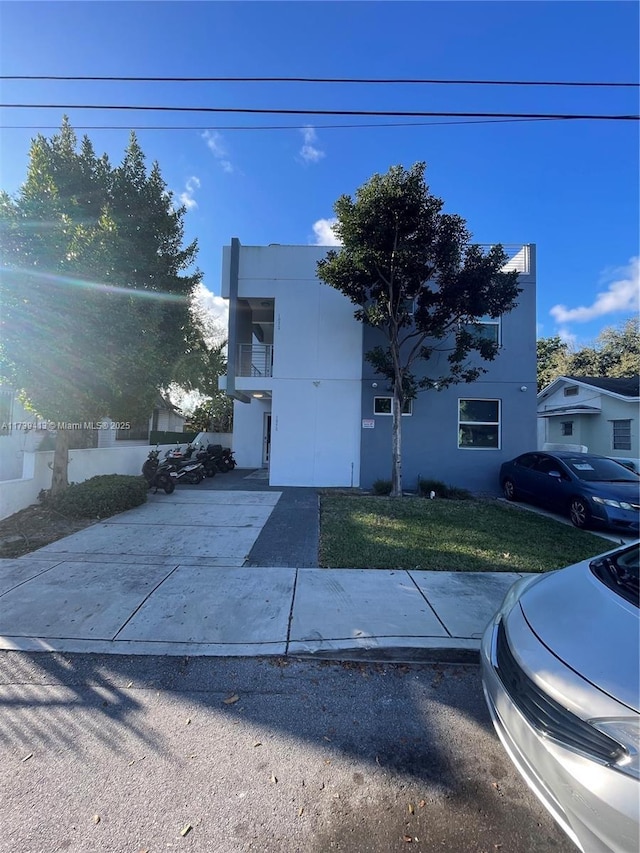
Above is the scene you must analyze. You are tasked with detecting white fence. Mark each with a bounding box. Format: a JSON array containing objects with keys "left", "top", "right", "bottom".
[{"left": 0, "top": 433, "right": 233, "bottom": 521}]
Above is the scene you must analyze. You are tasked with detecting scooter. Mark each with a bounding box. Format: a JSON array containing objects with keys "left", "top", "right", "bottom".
[
  {"left": 142, "top": 449, "right": 176, "bottom": 494},
  {"left": 163, "top": 449, "right": 206, "bottom": 484},
  {"left": 205, "top": 444, "right": 235, "bottom": 473}
]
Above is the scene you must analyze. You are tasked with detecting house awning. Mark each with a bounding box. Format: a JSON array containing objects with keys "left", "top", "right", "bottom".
[{"left": 538, "top": 405, "right": 601, "bottom": 418}]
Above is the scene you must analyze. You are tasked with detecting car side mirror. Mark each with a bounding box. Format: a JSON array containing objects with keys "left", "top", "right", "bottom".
[{"left": 549, "top": 470, "right": 562, "bottom": 479}]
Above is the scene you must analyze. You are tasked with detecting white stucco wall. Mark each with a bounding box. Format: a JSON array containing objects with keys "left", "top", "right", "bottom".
[
  {"left": 232, "top": 397, "right": 270, "bottom": 470},
  {"left": 232, "top": 245, "right": 363, "bottom": 487},
  {"left": 0, "top": 444, "right": 180, "bottom": 520}
]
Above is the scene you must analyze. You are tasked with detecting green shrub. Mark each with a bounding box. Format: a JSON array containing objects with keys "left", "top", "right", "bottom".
[
  {"left": 372, "top": 479, "right": 393, "bottom": 495},
  {"left": 40, "top": 474, "right": 148, "bottom": 519},
  {"left": 418, "top": 478, "right": 471, "bottom": 500},
  {"left": 445, "top": 485, "right": 472, "bottom": 500},
  {"left": 418, "top": 478, "right": 448, "bottom": 498}
]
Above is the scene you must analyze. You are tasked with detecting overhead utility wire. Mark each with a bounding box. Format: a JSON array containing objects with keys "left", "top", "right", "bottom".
[
  {"left": 3, "top": 74, "right": 638, "bottom": 87},
  {"left": 0, "top": 117, "right": 564, "bottom": 131},
  {"left": 1, "top": 104, "right": 637, "bottom": 120}
]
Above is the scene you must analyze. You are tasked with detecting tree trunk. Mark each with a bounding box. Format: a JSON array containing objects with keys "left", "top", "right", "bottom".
[
  {"left": 391, "top": 389, "right": 403, "bottom": 497},
  {"left": 50, "top": 428, "right": 70, "bottom": 496}
]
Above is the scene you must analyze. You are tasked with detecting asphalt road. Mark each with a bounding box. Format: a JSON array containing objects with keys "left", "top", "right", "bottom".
[{"left": 0, "top": 653, "right": 576, "bottom": 853}]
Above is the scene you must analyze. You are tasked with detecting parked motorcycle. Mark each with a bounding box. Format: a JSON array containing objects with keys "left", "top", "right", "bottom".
[
  {"left": 220, "top": 447, "right": 236, "bottom": 471},
  {"left": 206, "top": 444, "right": 236, "bottom": 473},
  {"left": 142, "top": 449, "right": 175, "bottom": 494},
  {"left": 190, "top": 443, "right": 218, "bottom": 478},
  {"left": 162, "top": 448, "right": 206, "bottom": 484}
]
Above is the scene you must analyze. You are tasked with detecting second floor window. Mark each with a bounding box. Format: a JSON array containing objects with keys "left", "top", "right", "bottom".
[
  {"left": 561, "top": 421, "right": 573, "bottom": 436},
  {"left": 461, "top": 315, "right": 501, "bottom": 346}
]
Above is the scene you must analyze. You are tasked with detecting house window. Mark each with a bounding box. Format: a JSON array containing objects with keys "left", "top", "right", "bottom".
[
  {"left": 561, "top": 421, "right": 573, "bottom": 436},
  {"left": 612, "top": 420, "right": 631, "bottom": 451},
  {"left": 458, "top": 399, "right": 501, "bottom": 449},
  {"left": 462, "top": 315, "right": 500, "bottom": 345},
  {"left": 563, "top": 386, "right": 579, "bottom": 397},
  {"left": 374, "top": 397, "right": 413, "bottom": 416}
]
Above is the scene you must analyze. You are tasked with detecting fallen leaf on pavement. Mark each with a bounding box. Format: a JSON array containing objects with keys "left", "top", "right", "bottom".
[
  {"left": 270, "top": 773, "right": 277, "bottom": 784},
  {"left": 21, "top": 753, "right": 33, "bottom": 762},
  {"left": 223, "top": 693, "right": 239, "bottom": 705},
  {"left": 253, "top": 742, "right": 262, "bottom": 747},
  {"left": 126, "top": 681, "right": 133, "bottom": 688},
  {"left": 419, "top": 800, "right": 426, "bottom": 808},
  {"left": 180, "top": 824, "right": 192, "bottom": 837},
  {"left": 186, "top": 718, "right": 191, "bottom": 725},
  {"left": 93, "top": 815, "right": 101, "bottom": 824},
  {"left": 408, "top": 803, "right": 414, "bottom": 814},
  {"left": 298, "top": 807, "right": 304, "bottom": 817},
  {"left": 403, "top": 835, "right": 413, "bottom": 843}
]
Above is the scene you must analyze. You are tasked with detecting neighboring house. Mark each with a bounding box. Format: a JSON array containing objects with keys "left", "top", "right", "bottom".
[
  {"left": 219, "top": 239, "right": 537, "bottom": 492},
  {"left": 537, "top": 376, "right": 640, "bottom": 464},
  {"left": 0, "top": 387, "right": 186, "bottom": 477}
]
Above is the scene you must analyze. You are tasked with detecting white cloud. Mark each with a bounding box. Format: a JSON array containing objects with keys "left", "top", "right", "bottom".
[
  {"left": 202, "top": 130, "right": 234, "bottom": 172},
  {"left": 557, "top": 327, "right": 578, "bottom": 347},
  {"left": 550, "top": 256, "right": 639, "bottom": 324},
  {"left": 179, "top": 175, "right": 201, "bottom": 210},
  {"left": 299, "top": 125, "right": 325, "bottom": 163},
  {"left": 311, "top": 217, "right": 342, "bottom": 246},
  {"left": 194, "top": 284, "right": 229, "bottom": 338}
]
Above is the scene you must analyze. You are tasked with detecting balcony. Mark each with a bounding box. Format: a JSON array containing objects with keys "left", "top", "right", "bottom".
[
  {"left": 237, "top": 343, "right": 273, "bottom": 377},
  {"left": 477, "top": 244, "right": 531, "bottom": 275}
]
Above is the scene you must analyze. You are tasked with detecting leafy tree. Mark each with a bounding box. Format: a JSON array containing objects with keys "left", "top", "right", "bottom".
[
  {"left": 595, "top": 317, "right": 639, "bottom": 377},
  {"left": 187, "top": 395, "right": 234, "bottom": 433},
  {"left": 0, "top": 118, "right": 206, "bottom": 493},
  {"left": 317, "top": 162, "right": 521, "bottom": 496},
  {"left": 537, "top": 317, "right": 639, "bottom": 389},
  {"left": 536, "top": 336, "right": 570, "bottom": 391}
]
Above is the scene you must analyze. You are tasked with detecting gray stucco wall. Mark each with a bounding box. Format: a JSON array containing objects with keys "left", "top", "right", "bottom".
[{"left": 359, "top": 274, "right": 537, "bottom": 494}]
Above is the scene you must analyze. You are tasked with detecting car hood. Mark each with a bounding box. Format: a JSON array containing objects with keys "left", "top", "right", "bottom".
[
  {"left": 581, "top": 480, "right": 640, "bottom": 502},
  {"left": 519, "top": 561, "right": 640, "bottom": 713}
]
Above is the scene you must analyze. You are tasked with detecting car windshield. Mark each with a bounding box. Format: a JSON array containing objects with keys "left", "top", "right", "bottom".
[
  {"left": 563, "top": 456, "right": 639, "bottom": 483},
  {"left": 590, "top": 544, "right": 639, "bottom": 607}
]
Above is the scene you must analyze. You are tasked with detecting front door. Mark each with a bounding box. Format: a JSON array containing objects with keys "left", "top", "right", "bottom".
[{"left": 262, "top": 413, "right": 272, "bottom": 467}]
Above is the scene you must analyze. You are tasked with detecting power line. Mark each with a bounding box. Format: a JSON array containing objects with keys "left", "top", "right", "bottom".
[
  {"left": 0, "top": 117, "right": 565, "bottom": 132},
  {"left": 3, "top": 74, "right": 638, "bottom": 88},
  {"left": 1, "top": 104, "right": 637, "bottom": 120}
]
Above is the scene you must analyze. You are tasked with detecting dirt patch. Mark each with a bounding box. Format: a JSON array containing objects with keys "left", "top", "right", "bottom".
[{"left": 0, "top": 503, "right": 96, "bottom": 558}]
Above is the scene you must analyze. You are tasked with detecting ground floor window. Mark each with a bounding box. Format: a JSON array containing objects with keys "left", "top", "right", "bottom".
[
  {"left": 374, "top": 397, "right": 413, "bottom": 416},
  {"left": 561, "top": 421, "right": 573, "bottom": 436},
  {"left": 458, "top": 399, "right": 501, "bottom": 449},
  {"left": 612, "top": 419, "right": 631, "bottom": 451}
]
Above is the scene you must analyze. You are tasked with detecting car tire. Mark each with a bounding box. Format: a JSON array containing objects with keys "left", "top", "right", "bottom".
[
  {"left": 569, "top": 496, "right": 591, "bottom": 529},
  {"left": 502, "top": 479, "right": 517, "bottom": 501}
]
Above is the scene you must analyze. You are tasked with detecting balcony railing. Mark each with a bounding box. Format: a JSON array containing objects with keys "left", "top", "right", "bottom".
[
  {"left": 237, "top": 344, "right": 273, "bottom": 377},
  {"left": 477, "top": 244, "right": 531, "bottom": 274}
]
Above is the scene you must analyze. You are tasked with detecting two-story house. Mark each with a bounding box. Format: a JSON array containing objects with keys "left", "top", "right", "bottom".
[{"left": 219, "top": 238, "right": 537, "bottom": 492}]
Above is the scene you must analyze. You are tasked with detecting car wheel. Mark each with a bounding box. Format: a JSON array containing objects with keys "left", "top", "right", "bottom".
[
  {"left": 569, "top": 496, "right": 591, "bottom": 529},
  {"left": 502, "top": 479, "right": 517, "bottom": 501}
]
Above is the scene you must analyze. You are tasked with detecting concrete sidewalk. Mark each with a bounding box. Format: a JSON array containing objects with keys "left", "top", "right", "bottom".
[{"left": 0, "top": 483, "right": 527, "bottom": 662}]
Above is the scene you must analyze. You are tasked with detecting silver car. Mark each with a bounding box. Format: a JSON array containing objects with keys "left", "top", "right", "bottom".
[{"left": 481, "top": 542, "right": 639, "bottom": 853}]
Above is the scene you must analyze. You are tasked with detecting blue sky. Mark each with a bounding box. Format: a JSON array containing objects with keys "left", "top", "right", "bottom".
[{"left": 1, "top": 0, "right": 638, "bottom": 348}]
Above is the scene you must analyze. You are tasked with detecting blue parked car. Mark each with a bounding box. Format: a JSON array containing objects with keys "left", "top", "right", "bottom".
[{"left": 499, "top": 451, "right": 640, "bottom": 532}]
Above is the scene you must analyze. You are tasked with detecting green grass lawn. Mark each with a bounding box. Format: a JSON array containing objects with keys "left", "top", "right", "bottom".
[{"left": 319, "top": 495, "right": 614, "bottom": 573}]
